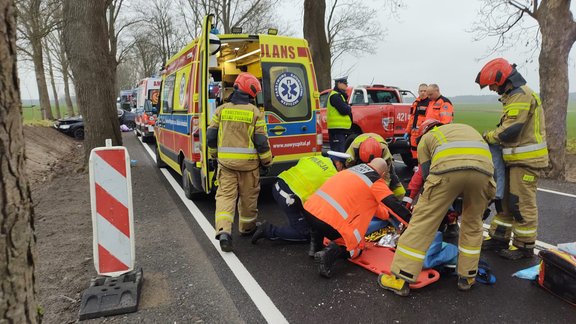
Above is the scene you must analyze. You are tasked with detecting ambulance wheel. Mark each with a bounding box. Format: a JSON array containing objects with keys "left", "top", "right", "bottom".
[
  {"left": 155, "top": 145, "right": 167, "bottom": 168},
  {"left": 181, "top": 165, "right": 198, "bottom": 199}
]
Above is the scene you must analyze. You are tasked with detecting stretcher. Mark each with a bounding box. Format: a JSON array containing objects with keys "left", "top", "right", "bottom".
[{"left": 349, "top": 243, "right": 440, "bottom": 289}]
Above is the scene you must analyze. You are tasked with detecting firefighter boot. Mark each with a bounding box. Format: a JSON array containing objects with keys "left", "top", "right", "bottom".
[
  {"left": 498, "top": 246, "right": 534, "bottom": 260},
  {"left": 251, "top": 221, "right": 270, "bottom": 244},
  {"left": 458, "top": 276, "right": 476, "bottom": 291},
  {"left": 219, "top": 233, "right": 233, "bottom": 252},
  {"left": 314, "top": 242, "right": 346, "bottom": 278},
  {"left": 378, "top": 274, "right": 410, "bottom": 297},
  {"left": 481, "top": 236, "right": 509, "bottom": 252}
]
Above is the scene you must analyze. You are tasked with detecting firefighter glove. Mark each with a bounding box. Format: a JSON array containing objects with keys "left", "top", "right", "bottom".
[{"left": 482, "top": 130, "right": 498, "bottom": 144}]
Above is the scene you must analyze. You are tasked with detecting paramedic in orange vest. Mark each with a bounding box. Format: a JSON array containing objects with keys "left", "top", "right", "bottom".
[
  {"left": 404, "top": 83, "right": 430, "bottom": 160},
  {"left": 327, "top": 77, "right": 353, "bottom": 152},
  {"left": 304, "top": 158, "right": 412, "bottom": 278},
  {"left": 425, "top": 84, "right": 454, "bottom": 124},
  {"left": 207, "top": 72, "right": 273, "bottom": 252},
  {"left": 379, "top": 120, "right": 495, "bottom": 296}
]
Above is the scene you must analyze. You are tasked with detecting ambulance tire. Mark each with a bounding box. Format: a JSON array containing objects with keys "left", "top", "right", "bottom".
[
  {"left": 181, "top": 164, "right": 200, "bottom": 199},
  {"left": 155, "top": 145, "right": 167, "bottom": 168}
]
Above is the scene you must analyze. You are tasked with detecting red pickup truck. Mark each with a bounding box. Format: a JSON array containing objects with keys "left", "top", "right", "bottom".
[{"left": 319, "top": 84, "right": 416, "bottom": 166}]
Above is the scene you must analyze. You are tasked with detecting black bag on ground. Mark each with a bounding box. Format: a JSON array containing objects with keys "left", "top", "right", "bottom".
[{"left": 538, "top": 249, "right": 576, "bottom": 306}]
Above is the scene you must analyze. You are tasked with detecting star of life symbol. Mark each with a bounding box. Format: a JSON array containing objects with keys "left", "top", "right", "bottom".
[{"left": 274, "top": 72, "right": 303, "bottom": 107}]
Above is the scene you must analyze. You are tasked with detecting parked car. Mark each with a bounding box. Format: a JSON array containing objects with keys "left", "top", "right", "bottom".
[
  {"left": 135, "top": 99, "right": 157, "bottom": 143},
  {"left": 319, "top": 84, "right": 416, "bottom": 166},
  {"left": 54, "top": 109, "right": 136, "bottom": 140}
]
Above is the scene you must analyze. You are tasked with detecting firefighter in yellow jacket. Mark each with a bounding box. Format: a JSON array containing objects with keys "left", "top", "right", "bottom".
[
  {"left": 477, "top": 58, "right": 549, "bottom": 260},
  {"left": 207, "top": 72, "right": 272, "bottom": 252},
  {"left": 345, "top": 133, "right": 406, "bottom": 199},
  {"left": 379, "top": 121, "right": 495, "bottom": 296}
]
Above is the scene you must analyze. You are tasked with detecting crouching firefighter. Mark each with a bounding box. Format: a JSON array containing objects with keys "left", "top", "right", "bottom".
[
  {"left": 207, "top": 72, "right": 273, "bottom": 252},
  {"left": 303, "top": 158, "right": 412, "bottom": 278},
  {"left": 476, "top": 58, "right": 549, "bottom": 260},
  {"left": 345, "top": 133, "right": 406, "bottom": 199},
  {"left": 251, "top": 151, "right": 348, "bottom": 249},
  {"left": 379, "top": 121, "right": 495, "bottom": 296}
]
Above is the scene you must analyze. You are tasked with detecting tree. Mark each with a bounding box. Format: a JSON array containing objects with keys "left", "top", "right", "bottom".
[
  {"left": 63, "top": 0, "right": 122, "bottom": 162},
  {"left": 44, "top": 39, "right": 61, "bottom": 119},
  {"left": 0, "top": 0, "right": 38, "bottom": 322},
  {"left": 473, "top": 0, "right": 575, "bottom": 179},
  {"left": 304, "top": 0, "right": 332, "bottom": 90},
  {"left": 15, "top": 0, "right": 59, "bottom": 120}
]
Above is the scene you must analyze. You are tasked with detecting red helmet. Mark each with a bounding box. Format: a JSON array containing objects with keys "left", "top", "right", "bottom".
[
  {"left": 234, "top": 72, "right": 262, "bottom": 98},
  {"left": 419, "top": 119, "right": 443, "bottom": 138},
  {"left": 359, "top": 137, "right": 382, "bottom": 163},
  {"left": 475, "top": 58, "right": 514, "bottom": 89}
]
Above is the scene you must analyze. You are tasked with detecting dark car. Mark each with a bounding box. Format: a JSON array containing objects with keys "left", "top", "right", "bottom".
[{"left": 54, "top": 109, "right": 137, "bottom": 140}]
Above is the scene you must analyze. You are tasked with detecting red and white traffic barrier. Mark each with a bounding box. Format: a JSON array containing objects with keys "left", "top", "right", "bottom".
[{"left": 89, "top": 140, "right": 135, "bottom": 276}]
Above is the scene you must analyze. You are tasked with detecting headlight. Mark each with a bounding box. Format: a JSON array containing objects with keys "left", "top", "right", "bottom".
[{"left": 59, "top": 124, "right": 71, "bottom": 129}]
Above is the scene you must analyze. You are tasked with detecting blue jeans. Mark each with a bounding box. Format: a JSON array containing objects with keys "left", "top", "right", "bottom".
[
  {"left": 489, "top": 144, "right": 506, "bottom": 199},
  {"left": 266, "top": 180, "right": 310, "bottom": 242},
  {"left": 366, "top": 217, "right": 401, "bottom": 234},
  {"left": 328, "top": 130, "right": 348, "bottom": 153}
]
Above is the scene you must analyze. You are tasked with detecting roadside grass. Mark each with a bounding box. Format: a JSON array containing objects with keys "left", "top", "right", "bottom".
[
  {"left": 22, "top": 105, "right": 79, "bottom": 121},
  {"left": 455, "top": 103, "right": 576, "bottom": 139},
  {"left": 23, "top": 119, "right": 54, "bottom": 127}
]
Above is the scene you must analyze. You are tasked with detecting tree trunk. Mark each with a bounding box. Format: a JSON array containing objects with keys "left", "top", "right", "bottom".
[
  {"left": 31, "top": 38, "right": 53, "bottom": 120},
  {"left": 59, "top": 29, "right": 75, "bottom": 117},
  {"left": 303, "top": 0, "right": 332, "bottom": 90},
  {"left": 0, "top": 0, "right": 38, "bottom": 322},
  {"left": 46, "top": 41, "right": 61, "bottom": 120},
  {"left": 536, "top": 0, "right": 576, "bottom": 179},
  {"left": 63, "top": 0, "right": 121, "bottom": 162}
]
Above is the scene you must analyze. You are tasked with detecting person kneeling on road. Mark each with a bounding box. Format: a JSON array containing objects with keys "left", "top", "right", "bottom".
[
  {"left": 303, "top": 158, "right": 412, "bottom": 278},
  {"left": 379, "top": 121, "right": 495, "bottom": 296},
  {"left": 345, "top": 133, "right": 406, "bottom": 199},
  {"left": 251, "top": 151, "right": 348, "bottom": 250},
  {"left": 207, "top": 72, "right": 272, "bottom": 253}
]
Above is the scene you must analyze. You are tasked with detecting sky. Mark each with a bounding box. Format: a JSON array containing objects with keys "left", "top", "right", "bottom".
[{"left": 17, "top": 0, "right": 576, "bottom": 99}]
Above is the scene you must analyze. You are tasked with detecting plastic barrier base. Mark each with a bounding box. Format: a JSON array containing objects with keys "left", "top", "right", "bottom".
[
  {"left": 349, "top": 244, "right": 440, "bottom": 289},
  {"left": 79, "top": 267, "right": 143, "bottom": 320}
]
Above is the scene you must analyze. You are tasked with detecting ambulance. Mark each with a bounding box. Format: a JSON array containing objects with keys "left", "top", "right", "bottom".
[
  {"left": 134, "top": 77, "right": 161, "bottom": 141},
  {"left": 155, "top": 14, "right": 323, "bottom": 197}
]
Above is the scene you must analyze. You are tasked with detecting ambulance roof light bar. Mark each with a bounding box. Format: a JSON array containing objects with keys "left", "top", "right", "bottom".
[
  {"left": 231, "top": 26, "right": 242, "bottom": 34},
  {"left": 268, "top": 28, "right": 278, "bottom": 35}
]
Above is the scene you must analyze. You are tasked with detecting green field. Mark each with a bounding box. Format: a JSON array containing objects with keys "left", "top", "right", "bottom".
[
  {"left": 22, "top": 105, "right": 79, "bottom": 122},
  {"left": 454, "top": 103, "right": 576, "bottom": 139}
]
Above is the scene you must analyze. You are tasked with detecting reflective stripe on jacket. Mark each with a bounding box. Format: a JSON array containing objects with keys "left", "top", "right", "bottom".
[
  {"left": 327, "top": 90, "right": 352, "bottom": 129},
  {"left": 207, "top": 102, "right": 272, "bottom": 171},
  {"left": 493, "top": 85, "right": 548, "bottom": 168},
  {"left": 417, "top": 123, "right": 494, "bottom": 176},
  {"left": 304, "top": 164, "right": 392, "bottom": 252},
  {"left": 278, "top": 156, "right": 337, "bottom": 203}
]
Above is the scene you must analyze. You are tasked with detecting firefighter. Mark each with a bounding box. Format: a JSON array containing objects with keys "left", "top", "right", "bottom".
[
  {"left": 327, "top": 76, "right": 353, "bottom": 152},
  {"left": 404, "top": 83, "right": 430, "bottom": 160},
  {"left": 304, "top": 158, "right": 412, "bottom": 278},
  {"left": 207, "top": 72, "right": 273, "bottom": 252},
  {"left": 250, "top": 152, "right": 348, "bottom": 253},
  {"left": 379, "top": 120, "right": 495, "bottom": 296},
  {"left": 425, "top": 84, "right": 454, "bottom": 124},
  {"left": 345, "top": 133, "right": 405, "bottom": 199},
  {"left": 477, "top": 58, "right": 548, "bottom": 260}
]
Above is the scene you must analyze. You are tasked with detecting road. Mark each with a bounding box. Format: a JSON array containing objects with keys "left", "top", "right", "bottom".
[{"left": 128, "top": 133, "right": 575, "bottom": 323}]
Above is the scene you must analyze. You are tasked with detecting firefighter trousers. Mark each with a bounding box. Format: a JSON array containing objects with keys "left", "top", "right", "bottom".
[
  {"left": 391, "top": 170, "right": 495, "bottom": 282},
  {"left": 214, "top": 166, "right": 260, "bottom": 238},
  {"left": 489, "top": 166, "right": 539, "bottom": 249}
]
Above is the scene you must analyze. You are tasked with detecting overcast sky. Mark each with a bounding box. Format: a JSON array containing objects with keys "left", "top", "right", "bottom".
[{"left": 17, "top": 0, "right": 576, "bottom": 99}]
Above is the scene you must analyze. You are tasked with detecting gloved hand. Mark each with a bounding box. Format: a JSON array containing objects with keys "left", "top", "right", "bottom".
[
  {"left": 483, "top": 130, "right": 498, "bottom": 144},
  {"left": 403, "top": 133, "right": 409, "bottom": 140},
  {"left": 446, "top": 210, "right": 459, "bottom": 223}
]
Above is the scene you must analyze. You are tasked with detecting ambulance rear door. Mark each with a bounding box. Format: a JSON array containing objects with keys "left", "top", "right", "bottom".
[
  {"left": 259, "top": 35, "right": 320, "bottom": 168},
  {"left": 198, "top": 14, "right": 214, "bottom": 193}
]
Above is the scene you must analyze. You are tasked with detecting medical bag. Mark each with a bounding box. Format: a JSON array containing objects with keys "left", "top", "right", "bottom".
[{"left": 538, "top": 249, "right": 576, "bottom": 306}]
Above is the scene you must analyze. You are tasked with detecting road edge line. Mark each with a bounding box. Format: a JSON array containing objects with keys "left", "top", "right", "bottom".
[{"left": 138, "top": 137, "right": 288, "bottom": 324}]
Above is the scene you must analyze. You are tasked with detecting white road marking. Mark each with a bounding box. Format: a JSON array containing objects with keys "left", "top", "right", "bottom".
[
  {"left": 393, "top": 159, "right": 575, "bottom": 198},
  {"left": 138, "top": 137, "right": 288, "bottom": 324}
]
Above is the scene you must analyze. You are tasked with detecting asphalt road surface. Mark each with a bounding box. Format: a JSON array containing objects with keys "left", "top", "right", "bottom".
[{"left": 129, "top": 134, "right": 575, "bottom": 323}]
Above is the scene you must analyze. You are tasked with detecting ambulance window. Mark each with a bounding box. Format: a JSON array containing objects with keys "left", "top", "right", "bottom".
[
  {"left": 162, "top": 74, "right": 176, "bottom": 113},
  {"left": 261, "top": 62, "right": 311, "bottom": 122},
  {"left": 319, "top": 92, "right": 329, "bottom": 108}
]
